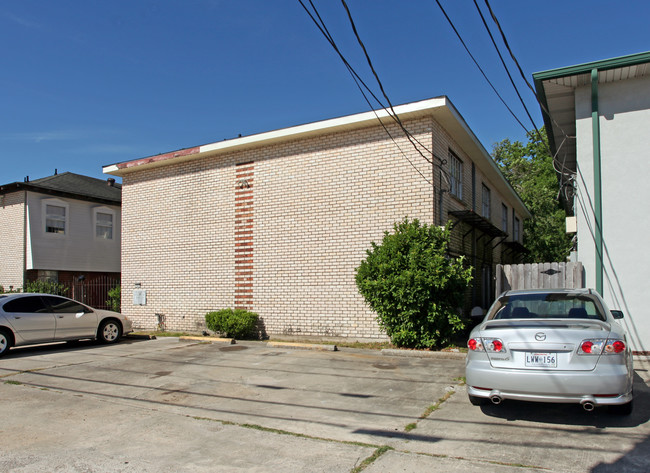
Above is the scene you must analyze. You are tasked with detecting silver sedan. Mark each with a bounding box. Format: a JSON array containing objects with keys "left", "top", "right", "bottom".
[
  {"left": 466, "top": 289, "right": 633, "bottom": 414},
  {"left": 0, "top": 293, "right": 133, "bottom": 356}
]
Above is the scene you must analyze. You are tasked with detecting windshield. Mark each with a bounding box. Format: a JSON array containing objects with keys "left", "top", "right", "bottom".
[{"left": 487, "top": 292, "right": 606, "bottom": 321}]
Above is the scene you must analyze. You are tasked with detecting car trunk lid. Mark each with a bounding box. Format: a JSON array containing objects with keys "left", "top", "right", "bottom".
[{"left": 478, "top": 319, "right": 611, "bottom": 371}]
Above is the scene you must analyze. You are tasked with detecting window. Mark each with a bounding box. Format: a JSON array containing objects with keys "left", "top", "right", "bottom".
[
  {"left": 2, "top": 296, "right": 49, "bottom": 313},
  {"left": 46, "top": 204, "right": 66, "bottom": 234},
  {"left": 449, "top": 151, "right": 463, "bottom": 199},
  {"left": 514, "top": 217, "right": 521, "bottom": 242},
  {"left": 42, "top": 199, "right": 68, "bottom": 236},
  {"left": 481, "top": 184, "right": 491, "bottom": 219},
  {"left": 501, "top": 204, "right": 508, "bottom": 232},
  {"left": 41, "top": 296, "right": 90, "bottom": 314},
  {"left": 96, "top": 212, "right": 113, "bottom": 239},
  {"left": 93, "top": 207, "right": 116, "bottom": 240}
]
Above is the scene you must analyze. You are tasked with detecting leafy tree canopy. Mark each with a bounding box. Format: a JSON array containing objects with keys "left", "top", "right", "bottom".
[{"left": 492, "top": 127, "right": 572, "bottom": 263}]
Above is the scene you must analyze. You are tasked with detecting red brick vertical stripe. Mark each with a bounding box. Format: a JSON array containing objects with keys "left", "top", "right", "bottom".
[{"left": 235, "top": 162, "right": 254, "bottom": 310}]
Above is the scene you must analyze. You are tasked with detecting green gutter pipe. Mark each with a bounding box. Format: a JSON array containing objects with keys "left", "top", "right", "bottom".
[{"left": 591, "top": 68, "right": 603, "bottom": 294}]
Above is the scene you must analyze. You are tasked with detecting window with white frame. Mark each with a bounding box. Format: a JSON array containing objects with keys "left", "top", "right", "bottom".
[
  {"left": 501, "top": 204, "right": 508, "bottom": 232},
  {"left": 449, "top": 150, "right": 463, "bottom": 199},
  {"left": 481, "top": 184, "right": 491, "bottom": 219},
  {"left": 43, "top": 199, "right": 68, "bottom": 235},
  {"left": 94, "top": 207, "right": 115, "bottom": 240},
  {"left": 514, "top": 217, "right": 521, "bottom": 242}
]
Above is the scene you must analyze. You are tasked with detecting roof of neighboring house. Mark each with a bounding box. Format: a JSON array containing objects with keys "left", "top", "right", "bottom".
[
  {"left": 533, "top": 51, "right": 650, "bottom": 174},
  {"left": 104, "top": 96, "right": 530, "bottom": 218},
  {"left": 0, "top": 172, "right": 121, "bottom": 205}
]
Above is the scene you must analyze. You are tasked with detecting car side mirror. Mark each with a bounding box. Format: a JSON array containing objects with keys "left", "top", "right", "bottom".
[{"left": 611, "top": 310, "right": 624, "bottom": 320}]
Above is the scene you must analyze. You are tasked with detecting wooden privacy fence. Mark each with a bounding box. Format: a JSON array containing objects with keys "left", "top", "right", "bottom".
[{"left": 495, "top": 262, "right": 584, "bottom": 295}]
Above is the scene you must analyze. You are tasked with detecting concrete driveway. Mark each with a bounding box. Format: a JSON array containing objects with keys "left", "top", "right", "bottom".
[{"left": 0, "top": 337, "right": 648, "bottom": 472}]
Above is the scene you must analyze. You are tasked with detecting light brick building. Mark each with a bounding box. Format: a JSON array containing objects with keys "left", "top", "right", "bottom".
[{"left": 104, "top": 97, "right": 529, "bottom": 339}]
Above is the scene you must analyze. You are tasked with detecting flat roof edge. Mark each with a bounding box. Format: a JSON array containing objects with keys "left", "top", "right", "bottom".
[{"left": 103, "top": 97, "right": 448, "bottom": 175}]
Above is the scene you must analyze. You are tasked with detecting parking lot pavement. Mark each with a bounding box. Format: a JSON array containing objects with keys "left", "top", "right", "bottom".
[{"left": 1, "top": 337, "right": 649, "bottom": 472}]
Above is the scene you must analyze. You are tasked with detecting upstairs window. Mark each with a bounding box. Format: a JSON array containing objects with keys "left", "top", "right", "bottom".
[
  {"left": 449, "top": 151, "right": 463, "bottom": 199},
  {"left": 96, "top": 212, "right": 113, "bottom": 239},
  {"left": 42, "top": 199, "right": 68, "bottom": 235},
  {"left": 481, "top": 184, "right": 491, "bottom": 219},
  {"left": 94, "top": 207, "right": 116, "bottom": 240},
  {"left": 514, "top": 217, "right": 521, "bottom": 242},
  {"left": 501, "top": 204, "right": 508, "bottom": 232}
]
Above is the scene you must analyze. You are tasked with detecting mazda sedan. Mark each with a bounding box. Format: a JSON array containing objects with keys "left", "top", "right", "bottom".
[
  {"left": 0, "top": 293, "right": 133, "bottom": 357},
  {"left": 466, "top": 289, "right": 633, "bottom": 414}
]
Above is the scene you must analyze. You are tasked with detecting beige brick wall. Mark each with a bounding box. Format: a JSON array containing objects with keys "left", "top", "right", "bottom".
[
  {"left": 121, "top": 117, "right": 436, "bottom": 338},
  {"left": 0, "top": 192, "right": 25, "bottom": 291}
]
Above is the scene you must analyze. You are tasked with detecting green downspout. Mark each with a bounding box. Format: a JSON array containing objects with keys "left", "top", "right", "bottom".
[{"left": 591, "top": 68, "right": 603, "bottom": 294}]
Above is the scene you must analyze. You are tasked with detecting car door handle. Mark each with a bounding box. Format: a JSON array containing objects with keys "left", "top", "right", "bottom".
[
  {"left": 14, "top": 316, "right": 21, "bottom": 319},
  {"left": 58, "top": 315, "right": 65, "bottom": 318}
]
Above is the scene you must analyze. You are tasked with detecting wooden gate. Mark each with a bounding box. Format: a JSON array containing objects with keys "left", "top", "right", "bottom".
[{"left": 495, "top": 262, "right": 584, "bottom": 296}]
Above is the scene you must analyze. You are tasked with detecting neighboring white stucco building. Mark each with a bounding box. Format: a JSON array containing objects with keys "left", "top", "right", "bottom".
[
  {"left": 0, "top": 172, "right": 121, "bottom": 306},
  {"left": 534, "top": 51, "right": 650, "bottom": 353}
]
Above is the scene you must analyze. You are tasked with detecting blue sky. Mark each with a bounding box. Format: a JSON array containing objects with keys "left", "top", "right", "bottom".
[{"left": 2, "top": 1, "right": 648, "bottom": 185}]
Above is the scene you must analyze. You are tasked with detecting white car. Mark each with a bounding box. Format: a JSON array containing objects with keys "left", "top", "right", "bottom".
[
  {"left": 466, "top": 289, "right": 633, "bottom": 414},
  {"left": 0, "top": 293, "right": 133, "bottom": 356}
]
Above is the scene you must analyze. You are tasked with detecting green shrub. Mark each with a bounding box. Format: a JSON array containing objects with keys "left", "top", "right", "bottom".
[
  {"left": 205, "top": 308, "right": 259, "bottom": 339},
  {"left": 24, "top": 279, "right": 69, "bottom": 296},
  {"left": 355, "top": 218, "right": 473, "bottom": 350},
  {"left": 106, "top": 285, "right": 121, "bottom": 312}
]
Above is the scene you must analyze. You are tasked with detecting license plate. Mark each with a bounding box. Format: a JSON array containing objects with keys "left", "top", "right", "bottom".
[{"left": 525, "top": 352, "right": 557, "bottom": 368}]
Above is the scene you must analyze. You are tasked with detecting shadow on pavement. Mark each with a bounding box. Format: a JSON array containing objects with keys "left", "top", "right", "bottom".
[
  {"left": 477, "top": 372, "right": 650, "bottom": 428},
  {"left": 2, "top": 336, "right": 151, "bottom": 359}
]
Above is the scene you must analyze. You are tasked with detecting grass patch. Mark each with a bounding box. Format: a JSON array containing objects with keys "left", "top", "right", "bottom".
[
  {"left": 4, "top": 380, "right": 21, "bottom": 385},
  {"left": 404, "top": 390, "right": 456, "bottom": 432},
  {"left": 192, "top": 416, "right": 380, "bottom": 449},
  {"left": 453, "top": 376, "right": 466, "bottom": 385},
  {"left": 351, "top": 446, "right": 393, "bottom": 473}
]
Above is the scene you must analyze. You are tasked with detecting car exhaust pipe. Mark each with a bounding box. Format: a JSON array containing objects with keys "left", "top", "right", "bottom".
[
  {"left": 490, "top": 395, "right": 502, "bottom": 405},
  {"left": 582, "top": 401, "right": 595, "bottom": 412}
]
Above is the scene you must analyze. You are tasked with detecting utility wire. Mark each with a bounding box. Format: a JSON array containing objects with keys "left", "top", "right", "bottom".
[
  {"left": 433, "top": 0, "right": 530, "bottom": 135},
  {"left": 472, "top": 0, "right": 540, "bottom": 136},
  {"left": 298, "top": 0, "right": 435, "bottom": 185},
  {"left": 482, "top": 0, "right": 572, "bottom": 142},
  {"left": 338, "top": 0, "right": 453, "bottom": 188}
]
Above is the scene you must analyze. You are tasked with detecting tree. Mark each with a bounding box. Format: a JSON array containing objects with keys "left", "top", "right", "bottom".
[
  {"left": 355, "top": 218, "right": 473, "bottom": 349},
  {"left": 493, "top": 128, "right": 572, "bottom": 263}
]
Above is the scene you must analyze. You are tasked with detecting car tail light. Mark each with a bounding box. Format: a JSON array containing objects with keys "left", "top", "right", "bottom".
[
  {"left": 578, "top": 339, "right": 626, "bottom": 355},
  {"left": 488, "top": 339, "right": 504, "bottom": 352},
  {"left": 468, "top": 338, "right": 505, "bottom": 353},
  {"left": 468, "top": 338, "right": 484, "bottom": 351}
]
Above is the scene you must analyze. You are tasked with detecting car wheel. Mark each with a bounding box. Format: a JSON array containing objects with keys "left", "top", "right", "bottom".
[
  {"left": 609, "top": 399, "right": 634, "bottom": 416},
  {"left": 0, "top": 328, "right": 13, "bottom": 357},
  {"left": 98, "top": 319, "right": 122, "bottom": 344},
  {"left": 469, "top": 394, "right": 488, "bottom": 406}
]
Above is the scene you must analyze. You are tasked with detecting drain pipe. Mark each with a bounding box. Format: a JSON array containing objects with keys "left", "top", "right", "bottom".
[{"left": 591, "top": 68, "right": 604, "bottom": 295}]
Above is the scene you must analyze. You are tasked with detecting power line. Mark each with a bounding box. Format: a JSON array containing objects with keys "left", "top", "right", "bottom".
[
  {"left": 482, "top": 0, "right": 572, "bottom": 142},
  {"left": 472, "top": 0, "right": 539, "bottom": 136},
  {"left": 433, "top": 0, "right": 530, "bottom": 135},
  {"left": 297, "top": 0, "right": 435, "bottom": 185}
]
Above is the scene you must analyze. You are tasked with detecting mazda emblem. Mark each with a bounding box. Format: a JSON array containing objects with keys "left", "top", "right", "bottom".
[{"left": 535, "top": 332, "right": 546, "bottom": 341}]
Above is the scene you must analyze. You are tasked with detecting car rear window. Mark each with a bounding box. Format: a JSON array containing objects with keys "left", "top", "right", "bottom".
[{"left": 488, "top": 293, "right": 606, "bottom": 321}]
